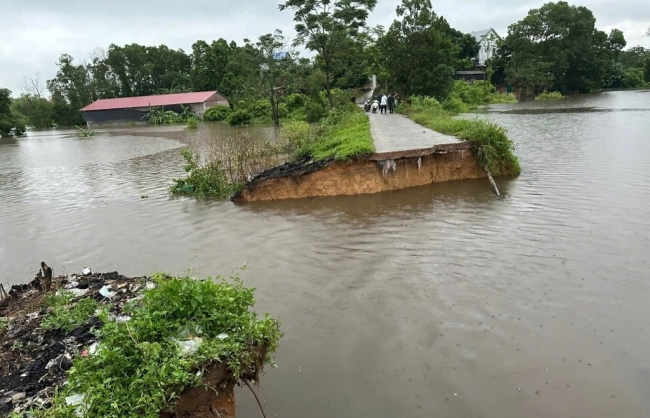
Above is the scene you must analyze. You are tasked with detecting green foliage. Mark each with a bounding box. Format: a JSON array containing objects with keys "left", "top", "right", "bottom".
[
  {"left": 203, "top": 105, "right": 231, "bottom": 122},
  {"left": 535, "top": 91, "right": 565, "bottom": 100},
  {"left": 186, "top": 118, "right": 199, "bottom": 129},
  {"left": 284, "top": 93, "right": 307, "bottom": 110},
  {"left": 170, "top": 148, "right": 238, "bottom": 198},
  {"left": 226, "top": 109, "right": 253, "bottom": 126},
  {"left": 11, "top": 95, "right": 54, "bottom": 128},
  {"left": 75, "top": 125, "right": 101, "bottom": 137},
  {"left": 500, "top": 1, "right": 613, "bottom": 94},
  {"left": 43, "top": 274, "right": 281, "bottom": 418},
  {"left": 250, "top": 99, "right": 272, "bottom": 118},
  {"left": 622, "top": 68, "right": 648, "bottom": 88},
  {"left": 41, "top": 292, "right": 99, "bottom": 333},
  {"left": 400, "top": 97, "right": 521, "bottom": 177},
  {"left": 279, "top": 0, "right": 378, "bottom": 108},
  {"left": 146, "top": 106, "right": 196, "bottom": 125},
  {"left": 304, "top": 99, "right": 328, "bottom": 123},
  {"left": 300, "top": 105, "right": 375, "bottom": 160},
  {"left": 379, "top": 0, "right": 462, "bottom": 100},
  {"left": 0, "top": 88, "right": 27, "bottom": 137},
  {"left": 278, "top": 120, "right": 317, "bottom": 155}
]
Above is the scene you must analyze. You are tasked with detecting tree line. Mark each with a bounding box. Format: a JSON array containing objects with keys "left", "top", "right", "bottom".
[{"left": 1, "top": 0, "right": 649, "bottom": 134}]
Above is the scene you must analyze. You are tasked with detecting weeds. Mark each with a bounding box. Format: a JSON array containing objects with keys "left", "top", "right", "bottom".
[
  {"left": 186, "top": 118, "right": 199, "bottom": 129},
  {"left": 170, "top": 149, "right": 238, "bottom": 198},
  {"left": 41, "top": 291, "right": 99, "bottom": 333},
  {"left": 536, "top": 91, "right": 565, "bottom": 100},
  {"left": 400, "top": 97, "right": 521, "bottom": 176},
  {"left": 42, "top": 273, "right": 281, "bottom": 418},
  {"left": 146, "top": 105, "right": 197, "bottom": 125},
  {"left": 75, "top": 126, "right": 101, "bottom": 137}
]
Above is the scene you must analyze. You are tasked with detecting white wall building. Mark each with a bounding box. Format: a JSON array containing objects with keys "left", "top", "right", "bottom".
[{"left": 470, "top": 28, "right": 501, "bottom": 66}]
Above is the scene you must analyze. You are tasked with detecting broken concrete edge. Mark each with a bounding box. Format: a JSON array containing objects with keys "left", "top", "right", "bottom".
[
  {"left": 0, "top": 268, "right": 271, "bottom": 418},
  {"left": 368, "top": 141, "right": 472, "bottom": 161}
]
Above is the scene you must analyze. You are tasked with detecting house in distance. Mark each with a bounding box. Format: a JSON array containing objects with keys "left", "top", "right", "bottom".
[{"left": 80, "top": 91, "right": 229, "bottom": 128}]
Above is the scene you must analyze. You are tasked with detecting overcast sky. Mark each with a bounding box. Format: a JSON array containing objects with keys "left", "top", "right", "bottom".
[{"left": 1, "top": 0, "right": 649, "bottom": 95}]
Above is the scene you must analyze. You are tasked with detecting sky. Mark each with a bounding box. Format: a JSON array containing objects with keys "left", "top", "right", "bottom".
[{"left": 1, "top": 0, "right": 649, "bottom": 95}]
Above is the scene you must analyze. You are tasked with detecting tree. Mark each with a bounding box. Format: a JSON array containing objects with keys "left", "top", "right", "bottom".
[
  {"left": 622, "top": 68, "right": 647, "bottom": 88},
  {"left": 190, "top": 39, "right": 232, "bottom": 92},
  {"left": 279, "top": 0, "right": 378, "bottom": 108},
  {"left": 11, "top": 74, "right": 54, "bottom": 128},
  {"left": 379, "top": 0, "right": 460, "bottom": 99},
  {"left": 0, "top": 88, "right": 26, "bottom": 137},
  {"left": 501, "top": 1, "right": 611, "bottom": 94},
  {"left": 257, "top": 30, "right": 292, "bottom": 125}
]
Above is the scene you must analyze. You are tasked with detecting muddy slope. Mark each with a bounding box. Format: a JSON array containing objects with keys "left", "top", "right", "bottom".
[{"left": 234, "top": 142, "right": 485, "bottom": 202}]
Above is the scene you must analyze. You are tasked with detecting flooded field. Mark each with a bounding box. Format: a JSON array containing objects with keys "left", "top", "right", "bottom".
[{"left": 1, "top": 90, "right": 649, "bottom": 417}]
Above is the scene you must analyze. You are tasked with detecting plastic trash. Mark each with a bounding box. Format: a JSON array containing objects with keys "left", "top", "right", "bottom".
[
  {"left": 65, "top": 393, "right": 86, "bottom": 417},
  {"left": 98, "top": 285, "right": 116, "bottom": 299},
  {"left": 82, "top": 267, "right": 92, "bottom": 275},
  {"left": 67, "top": 288, "right": 88, "bottom": 298},
  {"left": 88, "top": 343, "right": 99, "bottom": 355},
  {"left": 174, "top": 338, "right": 203, "bottom": 355},
  {"left": 217, "top": 333, "right": 229, "bottom": 340},
  {"left": 145, "top": 282, "right": 156, "bottom": 290}
]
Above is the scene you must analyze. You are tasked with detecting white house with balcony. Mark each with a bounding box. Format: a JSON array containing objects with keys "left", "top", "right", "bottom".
[{"left": 470, "top": 28, "right": 501, "bottom": 66}]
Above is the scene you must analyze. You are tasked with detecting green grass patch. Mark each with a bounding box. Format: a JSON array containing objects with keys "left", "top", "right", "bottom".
[
  {"left": 292, "top": 105, "right": 374, "bottom": 161},
  {"left": 535, "top": 91, "right": 565, "bottom": 100},
  {"left": 41, "top": 292, "right": 99, "bottom": 333},
  {"left": 41, "top": 273, "right": 281, "bottom": 418},
  {"left": 399, "top": 97, "right": 521, "bottom": 177}
]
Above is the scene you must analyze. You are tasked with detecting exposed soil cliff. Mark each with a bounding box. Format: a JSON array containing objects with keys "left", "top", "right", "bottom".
[{"left": 234, "top": 141, "right": 485, "bottom": 202}]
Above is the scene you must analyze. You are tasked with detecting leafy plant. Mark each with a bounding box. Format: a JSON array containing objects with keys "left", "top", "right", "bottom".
[
  {"left": 41, "top": 292, "right": 99, "bottom": 333},
  {"left": 43, "top": 274, "right": 281, "bottom": 418},
  {"left": 203, "top": 106, "right": 232, "bottom": 122},
  {"left": 186, "top": 117, "right": 199, "bottom": 129},
  {"left": 535, "top": 91, "right": 565, "bottom": 100},
  {"left": 226, "top": 109, "right": 252, "bottom": 126},
  {"left": 75, "top": 125, "right": 100, "bottom": 137},
  {"left": 399, "top": 97, "right": 521, "bottom": 177},
  {"left": 170, "top": 149, "right": 239, "bottom": 198}
]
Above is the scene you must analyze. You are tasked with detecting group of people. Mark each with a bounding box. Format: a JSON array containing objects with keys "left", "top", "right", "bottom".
[{"left": 364, "top": 93, "right": 399, "bottom": 114}]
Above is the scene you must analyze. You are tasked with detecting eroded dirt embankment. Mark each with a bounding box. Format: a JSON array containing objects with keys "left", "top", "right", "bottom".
[{"left": 233, "top": 142, "right": 485, "bottom": 202}]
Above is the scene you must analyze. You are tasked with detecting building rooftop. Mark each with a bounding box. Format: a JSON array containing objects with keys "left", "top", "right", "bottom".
[
  {"left": 80, "top": 91, "right": 226, "bottom": 112},
  {"left": 469, "top": 28, "right": 501, "bottom": 42}
]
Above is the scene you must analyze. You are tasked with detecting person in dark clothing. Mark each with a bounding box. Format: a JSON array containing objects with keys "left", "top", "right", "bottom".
[{"left": 387, "top": 94, "right": 395, "bottom": 113}]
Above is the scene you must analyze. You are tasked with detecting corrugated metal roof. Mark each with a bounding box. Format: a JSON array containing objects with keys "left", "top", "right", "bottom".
[
  {"left": 470, "top": 28, "right": 499, "bottom": 42},
  {"left": 80, "top": 91, "right": 225, "bottom": 112}
]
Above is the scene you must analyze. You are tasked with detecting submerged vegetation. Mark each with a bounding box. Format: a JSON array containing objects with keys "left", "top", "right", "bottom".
[
  {"left": 74, "top": 125, "right": 101, "bottom": 137},
  {"left": 20, "top": 273, "right": 281, "bottom": 417},
  {"left": 399, "top": 96, "right": 521, "bottom": 177},
  {"left": 535, "top": 91, "right": 566, "bottom": 100}
]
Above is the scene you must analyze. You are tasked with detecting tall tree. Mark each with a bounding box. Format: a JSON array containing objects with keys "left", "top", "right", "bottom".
[
  {"left": 501, "top": 1, "right": 610, "bottom": 94},
  {"left": 190, "top": 39, "right": 231, "bottom": 92},
  {"left": 279, "top": 0, "right": 378, "bottom": 108},
  {"left": 11, "top": 74, "right": 54, "bottom": 128},
  {"left": 257, "top": 30, "right": 292, "bottom": 126},
  {"left": 379, "top": 0, "right": 460, "bottom": 99},
  {"left": 0, "top": 89, "right": 26, "bottom": 137}
]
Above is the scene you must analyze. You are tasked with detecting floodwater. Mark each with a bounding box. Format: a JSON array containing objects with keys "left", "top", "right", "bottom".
[{"left": 1, "top": 90, "right": 650, "bottom": 418}]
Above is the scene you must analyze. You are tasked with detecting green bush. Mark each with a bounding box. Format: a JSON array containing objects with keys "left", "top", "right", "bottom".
[
  {"left": 284, "top": 93, "right": 307, "bottom": 110},
  {"left": 171, "top": 149, "right": 239, "bottom": 198},
  {"left": 251, "top": 99, "right": 272, "bottom": 118},
  {"left": 203, "top": 106, "right": 232, "bottom": 122},
  {"left": 41, "top": 292, "right": 99, "bottom": 333},
  {"left": 279, "top": 120, "right": 316, "bottom": 155},
  {"left": 442, "top": 97, "right": 471, "bottom": 114},
  {"left": 226, "top": 109, "right": 252, "bottom": 126},
  {"left": 535, "top": 91, "right": 565, "bottom": 100},
  {"left": 399, "top": 97, "right": 521, "bottom": 177},
  {"left": 622, "top": 68, "right": 647, "bottom": 89},
  {"left": 278, "top": 103, "right": 288, "bottom": 119},
  {"left": 186, "top": 118, "right": 199, "bottom": 129},
  {"left": 44, "top": 274, "right": 281, "bottom": 418},
  {"left": 304, "top": 100, "right": 327, "bottom": 123}
]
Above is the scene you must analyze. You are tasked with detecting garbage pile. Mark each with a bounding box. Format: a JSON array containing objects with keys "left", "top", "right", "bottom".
[{"left": 0, "top": 265, "right": 149, "bottom": 416}]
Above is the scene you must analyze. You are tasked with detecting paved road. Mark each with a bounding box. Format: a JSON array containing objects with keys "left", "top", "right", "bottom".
[{"left": 367, "top": 110, "right": 458, "bottom": 153}]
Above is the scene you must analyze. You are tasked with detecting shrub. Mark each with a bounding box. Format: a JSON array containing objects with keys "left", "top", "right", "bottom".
[
  {"left": 44, "top": 274, "right": 281, "bottom": 418},
  {"left": 442, "top": 97, "right": 471, "bottom": 114},
  {"left": 226, "top": 109, "right": 252, "bottom": 126},
  {"left": 622, "top": 68, "right": 647, "bottom": 89},
  {"left": 535, "top": 91, "right": 565, "bottom": 100},
  {"left": 203, "top": 106, "right": 232, "bottom": 122},
  {"left": 250, "top": 99, "right": 272, "bottom": 118},
  {"left": 186, "top": 118, "right": 199, "bottom": 129},
  {"left": 284, "top": 93, "right": 306, "bottom": 110},
  {"left": 278, "top": 103, "right": 289, "bottom": 119},
  {"left": 171, "top": 149, "right": 238, "bottom": 198},
  {"left": 279, "top": 121, "right": 315, "bottom": 155},
  {"left": 304, "top": 100, "right": 327, "bottom": 123}
]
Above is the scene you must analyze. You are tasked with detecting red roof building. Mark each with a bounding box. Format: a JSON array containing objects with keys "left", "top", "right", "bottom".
[{"left": 80, "top": 91, "right": 229, "bottom": 127}]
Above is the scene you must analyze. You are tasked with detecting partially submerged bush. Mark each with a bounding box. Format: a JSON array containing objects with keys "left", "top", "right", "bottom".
[
  {"left": 448, "top": 80, "right": 518, "bottom": 109},
  {"left": 226, "top": 109, "right": 252, "bottom": 126},
  {"left": 535, "top": 91, "right": 565, "bottom": 100},
  {"left": 186, "top": 117, "right": 199, "bottom": 129},
  {"left": 400, "top": 97, "right": 521, "bottom": 177},
  {"left": 171, "top": 149, "right": 239, "bottom": 198},
  {"left": 45, "top": 274, "right": 281, "bottom": 417},
  {"left": 203, "top": 105, "right": 232, "bottom": 122}
]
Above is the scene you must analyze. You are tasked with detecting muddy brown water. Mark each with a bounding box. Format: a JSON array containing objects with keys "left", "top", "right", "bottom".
[{"left": 1, "top": 90, "right": 650, "bottom": 417}]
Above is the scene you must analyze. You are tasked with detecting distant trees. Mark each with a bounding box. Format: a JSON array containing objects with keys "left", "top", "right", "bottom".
[
  {"left": 0, "top": 88, "right": 26, "bottom": 137},
  {"left": 11, "top": 75, "right": 54, "bottom": 129},
  {"left": 279, "top": 0, "right": 378, "bottom": 108}
]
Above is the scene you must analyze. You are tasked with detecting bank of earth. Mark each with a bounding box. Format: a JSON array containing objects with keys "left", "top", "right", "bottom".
[{"left": 234, "top": 109, "right": 500, "bottom": 202}]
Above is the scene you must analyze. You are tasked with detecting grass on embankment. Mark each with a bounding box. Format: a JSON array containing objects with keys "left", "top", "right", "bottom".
[
  {"left": 399, "top": 97, "right": 521, "bottom": 177},
  {"left": 303, "top": 105, "right": 374, "bottom": 161}
]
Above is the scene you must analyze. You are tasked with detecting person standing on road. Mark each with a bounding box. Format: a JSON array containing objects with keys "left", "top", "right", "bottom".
[
  {"left": 380, "top": 94, "right": 388, "bottom": 114},
  {"left": 387, "top": 94, "right": 395, "bottom": 114}
]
